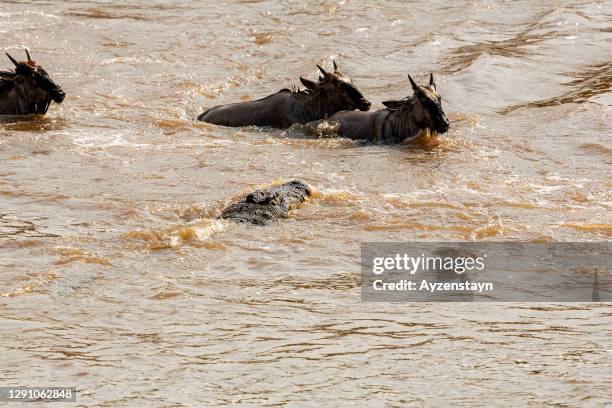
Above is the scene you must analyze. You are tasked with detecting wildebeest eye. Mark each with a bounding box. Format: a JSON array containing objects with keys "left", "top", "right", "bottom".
[
  {"left": 34, "top": 71, "right": 53, "bottom": 87},
  {"left": 341, "top": 82, "right": 364, "bottom": 102}
]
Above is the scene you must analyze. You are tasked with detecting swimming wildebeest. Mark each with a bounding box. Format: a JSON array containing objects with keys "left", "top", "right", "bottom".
[
  {"left": 197, "top": 61, "right": 371, "bottom": 128},
  {"left": 325, "top": 73, "right": 450, "bottom": 143},
  {"left": 219, "top": 180, "right": 312, "bottom": 225},
  {"left": 0, "top": 50, "right": 65, "bottom": 115}
]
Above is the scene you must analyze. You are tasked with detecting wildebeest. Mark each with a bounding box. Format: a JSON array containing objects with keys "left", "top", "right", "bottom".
[
  {"left": 325, "top": 73, "right": 450, "bottom": 143},
  {"left": 0, "top": 50, "right": 65, "bottom": 115},
  {"left": 197, "top": 61, "right": 371, "bottom": 129},
  {"left": 219, "top": 180, "right": 312, "bottom": 225}
]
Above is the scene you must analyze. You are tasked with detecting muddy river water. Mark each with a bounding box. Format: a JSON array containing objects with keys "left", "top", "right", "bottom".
[{"left": 1, "top": 1, "right": 611, "bottom": 406}]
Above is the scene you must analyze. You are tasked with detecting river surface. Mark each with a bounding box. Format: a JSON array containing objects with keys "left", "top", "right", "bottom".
[{"left": 1, "top": 1, "right": 611, "bottom": 406}]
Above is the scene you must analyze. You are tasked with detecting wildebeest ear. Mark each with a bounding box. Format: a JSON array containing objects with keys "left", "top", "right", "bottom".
[
  {"left": 300, "top": 77, "right": 317, "bottom": 89},
  {"left": 333, "top": 59, "right": 338, "bottom": 71},
  {"left": 429, "top": 73, "right": 436, "bottom": 90},
  {"left": 408, "top": 75, "right": 419, "bottom": 93},
  {"left": 383, "top": 100, "right": 403, "bottom": 110}
]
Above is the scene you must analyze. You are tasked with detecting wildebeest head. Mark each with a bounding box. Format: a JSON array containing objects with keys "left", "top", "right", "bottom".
[
  {"left": 299, "top": 60, "right": 371, "bottom": 112},
  {"left": 1, "top": 50, "right": 65, "bottom": 114},
  {"left": 383, "top": 73, "right": 450, "bottom": 133}
]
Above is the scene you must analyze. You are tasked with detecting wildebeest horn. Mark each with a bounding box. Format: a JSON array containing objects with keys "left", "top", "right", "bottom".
[
  {"left": 25, "top": 49, "right": 32, "bottom": 61},
  {"left": 333, "top": 59, "right": 338, "bottom": 71},
  {"left": 408, "top": 75, "right": 419, "bottom": 92},
  {"left": 429, "top": 73, "right": 436, "bottom": 89},
  {"left": 316, "top": 64, "right": 328, "bottom": 76},
  {"left": 6, "top": 53, "right": 19, "bottom": 67}
]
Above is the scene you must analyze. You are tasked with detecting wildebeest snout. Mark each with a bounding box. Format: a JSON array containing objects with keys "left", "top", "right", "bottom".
[
  {"left": 51, "top": 88, "right": 65, "bottom": 103},
  {"left": 437, "top": 113, "right": 450, "bottom": 133},
  {"left": 359, "top": 98, "right": 371, "bottom": 111}
]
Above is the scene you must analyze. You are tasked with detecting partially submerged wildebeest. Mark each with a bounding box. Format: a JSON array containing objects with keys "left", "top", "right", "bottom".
[
  {"left": 197, "top": 61, "right": 371, "bottom": 128},
  {"left": 0, "top": 50, "right": 65, "bottom": 115},
  {"left": 326, "top": 74, "right": 450, "bottom": 143},
  {"left": 219, "top": 180, "right": 312, "bottom": 225}
]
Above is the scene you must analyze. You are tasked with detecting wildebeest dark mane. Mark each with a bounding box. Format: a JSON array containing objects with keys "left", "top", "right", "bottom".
[
  {"left": 288, "top": 83, "right": 312, "bottom": 96},
  {"left": 237, "top": 81, "right": 346, "bottom": 103},
  {"left": 0, "top": 75, "right": 13, "bottom": 95},
  {"left": 386, "top": 95, "right": 423, "bottom": 143},
  {"left": 243, "top": 87, "right": 310, "bottom": 98}
]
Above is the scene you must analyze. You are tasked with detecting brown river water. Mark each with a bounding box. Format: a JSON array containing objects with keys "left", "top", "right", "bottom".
[{"left": 1, "top": 1, "right": 611, "bottom": 406}]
